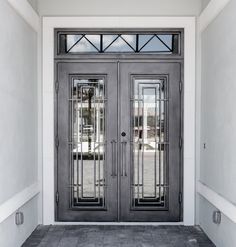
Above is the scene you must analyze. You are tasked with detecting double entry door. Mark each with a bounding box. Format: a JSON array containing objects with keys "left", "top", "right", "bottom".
[{"left": 56, "top": 61, "right": 182, "bottom": 222}]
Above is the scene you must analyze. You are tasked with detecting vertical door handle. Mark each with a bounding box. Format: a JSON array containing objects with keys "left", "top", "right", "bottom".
[
  {"left": 121, "top": 141, "right": 127, "bottom": 177},
  {"left": 111, "top": 140, "right": 117, "bottom": 177}
]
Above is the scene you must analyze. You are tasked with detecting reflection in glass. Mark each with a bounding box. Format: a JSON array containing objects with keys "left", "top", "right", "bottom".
[
  {"left": 132, "top": 78, "right": 168, "bottom": 209},
  {"left": 66, "top": 35, "right": 100, "bottom": 53},
  {"left": 61, "top": 33, "right": 178, "bottom": 54},
  {"left": 158, "top": 35, "right": 172, "bottom": 49},
  {"left": 66, "top": 34, "right": 82, "bottom": 51},
  {"left": 104, "top": 35, "right": 136, "bottom": 52},
  {"left": 139, "top": 35, "right": 172, "bottom": 52},
  {"left": 103, "top": 35, "right": 118, "bottom": 49},
  {"left": 70, "top": 78, "right": 106, "bottom": 208}
]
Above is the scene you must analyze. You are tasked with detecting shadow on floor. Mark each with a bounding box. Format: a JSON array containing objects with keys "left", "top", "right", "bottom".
[{"left": 22, "top": 225, "right": 215, "bottom": 247}]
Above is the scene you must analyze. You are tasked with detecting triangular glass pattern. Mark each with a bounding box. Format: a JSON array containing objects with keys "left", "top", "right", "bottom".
[
  {"left": 140, "top": 36, "right": 170, "bottom": 52},
  {"left": 62, "top": 33, "right": 177, "bottom": 54},
  {"left": 138, "top": 35, "right": 154, "bottom": 50},
  {"left": 69, "top": 36, "right": 98, "bottom": 52},
  {"left": 103, "top": 35, "right": 119, "bottom": 50},
  {"left": 121, "top": 35, "right": 136, "bottom": 50},
  {"left": 157, "top": 35, "right": 172, "bottom": 50},
  {"left": 66, "top": 35, "right": 82, "bottom": 52},
  {"left": 104, "top": 35, "right": 135, "bottom": 52},
  {"left": 85, "top": 35, "right": 100, "bottom": 50}
]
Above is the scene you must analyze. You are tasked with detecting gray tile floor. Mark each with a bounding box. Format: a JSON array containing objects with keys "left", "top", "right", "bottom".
[{"left": 22, "top": 225, "right": 215, "bottom": 247}]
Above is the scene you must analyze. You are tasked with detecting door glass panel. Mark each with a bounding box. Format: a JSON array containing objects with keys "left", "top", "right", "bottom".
[
  {"left": 70, "top": 78, "right": 106, "bottom": 209},
  {"left": 131, "top": 78, "right": 168, "bottom": 209}
]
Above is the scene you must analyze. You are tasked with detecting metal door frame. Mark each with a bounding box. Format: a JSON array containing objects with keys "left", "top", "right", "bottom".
[{"left": 54, "top": 28, "right": 184, "bottom": 222}]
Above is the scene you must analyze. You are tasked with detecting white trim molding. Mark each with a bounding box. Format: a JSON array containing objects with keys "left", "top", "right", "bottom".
[
  {"left": 199, "top": 0, "right": 231, "bottom": 33},
  {"left": 197, "top": 181, "right": 236, "bottom": 224},
  {"left": 42, "top": 16, "right": 196, "bottom": 225},
  {"left": 7, "top": 0, "right": 40, "bottom": 32},
  {"left": 0, "top": 182, "right": 40, "bottom": 223}
]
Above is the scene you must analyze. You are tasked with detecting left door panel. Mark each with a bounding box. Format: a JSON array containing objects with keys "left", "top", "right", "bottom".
[{"left": 56, "top": 62, "right": 118, "bottom": 221}]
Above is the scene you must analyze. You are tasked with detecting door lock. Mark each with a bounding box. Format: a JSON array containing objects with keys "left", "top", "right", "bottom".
[{"left": 121, "top": 132, "right": 126, "bottom": 137}]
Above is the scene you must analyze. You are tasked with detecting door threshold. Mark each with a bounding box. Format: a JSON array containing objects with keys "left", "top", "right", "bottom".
[{"left": 52, "top": 222, "right": 185, "bottom": 226}]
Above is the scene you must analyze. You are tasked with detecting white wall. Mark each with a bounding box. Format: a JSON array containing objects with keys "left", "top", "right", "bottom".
[
  {"left": 199, "top": 0, "right": 236, "bottom": 245},
  {"left": 37, "top": 0, "right": 201, "bottom": 16},
  {"left": 201, "top": 0, "right": 211, "bottom": 10},
  {"left": 199, "top": 197, "right": 236, "bottom": 247},
  {"left": 0, "top": 0, "right": 38, "bottom": 246},
  {"left": 0, "top": 197, "right": 38, "bottom": 247},
  {"left": 27, "top": 0, "right": 38, "bottom": 13},
  {"left": 0, "top": 0, "right": 38, "bottom": 205}
]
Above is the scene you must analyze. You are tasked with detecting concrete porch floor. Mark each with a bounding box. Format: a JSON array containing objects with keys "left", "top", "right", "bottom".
[{"left": 22, "top": 225, "right": 215, "bottom": 247}]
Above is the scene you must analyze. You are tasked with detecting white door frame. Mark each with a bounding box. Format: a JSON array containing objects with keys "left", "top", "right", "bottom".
[{"left": 42, "top": 16, "right": 196, "bottom": 225}]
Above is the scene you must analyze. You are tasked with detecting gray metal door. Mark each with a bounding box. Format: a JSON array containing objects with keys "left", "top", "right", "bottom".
[
  {"left": 56, "top": 62, "right": 118, "bottom": 221},
  {"left": 119, "top": 62, "right": 182, "bottom": 222},
  {"left": 56, "top": 61, "right": 182, "bottom": 222}
]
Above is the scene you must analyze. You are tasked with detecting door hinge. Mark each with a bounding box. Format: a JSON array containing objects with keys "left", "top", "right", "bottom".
[
  {"left": 55, "top": 136, "right": 59, "bottom": 148},
  {"left": 55, "top": 81, "right": 59, "bottom": 94},
  {"left": 179, "top": 81, "right": 182, "bottom": 93},
  {"left": 179, "top": 192, "right": 182, "bottom": 204},
  {"left": 179, "top": 137, "right": 183, "bottom": 149},
  {"left": 56, "top": 191, "right": 59, "bottom": 204}
]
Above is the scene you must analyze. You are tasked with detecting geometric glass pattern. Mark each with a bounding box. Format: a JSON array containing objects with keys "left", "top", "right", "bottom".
[
  {"left": 59, "top": 33, "right": 179, "bottom": 54},
  {"left": 131, "top": 77, "right": 169, "bottom": 209},
  {"left": 69, "top": 77, "right": 106, "bottom": 209}
]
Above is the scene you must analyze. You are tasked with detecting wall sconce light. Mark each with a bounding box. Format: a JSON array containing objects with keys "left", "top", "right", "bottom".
[{"left": 15, "top": 211, "right": 24, "bottom": 225}]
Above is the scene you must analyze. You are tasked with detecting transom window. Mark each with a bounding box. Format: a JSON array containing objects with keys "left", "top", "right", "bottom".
[{"left": 58, "top": 32, "right": 180, "bottom": 54}]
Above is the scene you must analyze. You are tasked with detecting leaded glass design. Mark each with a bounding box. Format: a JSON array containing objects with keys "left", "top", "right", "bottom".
[
  {"left": 69, "top": 78, "right": 106, "bottom": 209},
  {"left": 59, "top": 33, "right": 180, "bottom": 54},
  {"left": 131, "top": 78, "right": 169, "bottom": 210}
]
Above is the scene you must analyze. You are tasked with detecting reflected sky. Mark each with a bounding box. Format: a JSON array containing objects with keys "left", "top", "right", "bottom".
[{"left": 66, "top": 34, "right": 174, "bottom": 53}]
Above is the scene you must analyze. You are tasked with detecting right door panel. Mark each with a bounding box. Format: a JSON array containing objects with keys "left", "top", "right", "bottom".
[{"left": 119, "top": 62, "right": 182, "bottom": 222}]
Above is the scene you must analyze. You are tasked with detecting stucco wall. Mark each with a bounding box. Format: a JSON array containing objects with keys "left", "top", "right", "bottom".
[
  {"left": 199, "top": 0, "right": 236, "bottom": 246},
  {"left": 0, "top": 0, "right": 38, "bottom": 246}
]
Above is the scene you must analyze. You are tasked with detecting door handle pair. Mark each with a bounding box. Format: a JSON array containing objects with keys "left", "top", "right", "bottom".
[
  {"left": 111, "top": 140, "right": 128, "bottom": 177},
  {"left": 121, "top": 141, "right": 127, "bottom": 177},
  {"left": 111, "top": 140, "right": 117, "bottom": 177}
]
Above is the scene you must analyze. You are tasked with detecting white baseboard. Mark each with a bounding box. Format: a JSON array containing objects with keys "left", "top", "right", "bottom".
[
  {"left": 0, "top": 182, "right": 40, "bottom": 223},
  {"left": 197, "top": 181, "right": 236, "bottom": 224}
]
